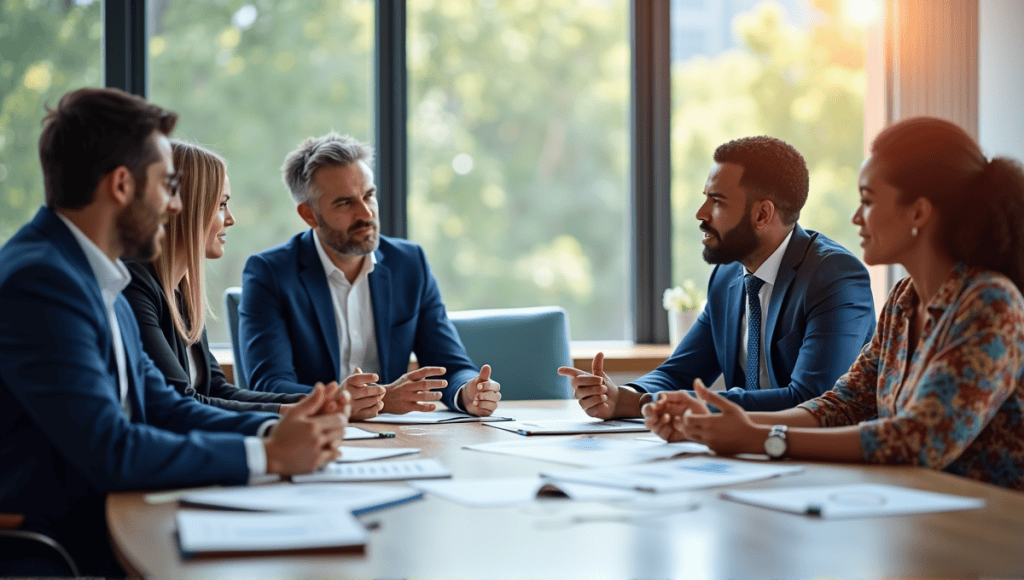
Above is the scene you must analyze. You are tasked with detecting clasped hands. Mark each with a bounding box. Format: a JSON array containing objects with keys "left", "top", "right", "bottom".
[
  {"left": 264, "top": 381, "right": 351, "bottom": 476},
  {"left": 377, "top": 365, "right": 501, "bottom": 417},
  {"left": 560, "top": 352, "right": 762, "bottom": 455}
]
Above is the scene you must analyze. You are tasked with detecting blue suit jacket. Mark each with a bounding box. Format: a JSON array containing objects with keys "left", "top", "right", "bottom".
[
  {"left": 240, "top": 230, "right": 478, "bottom": 410},
  {"left": 632, "top": 225, "right": 876, "bottom": 411},
  {"left": 0, "top": 208, "right": 275, "bottom": 567}
]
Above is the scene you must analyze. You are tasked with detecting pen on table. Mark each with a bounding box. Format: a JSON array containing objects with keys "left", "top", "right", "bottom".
[
  {"left": 377, "top": 431, "right": 396, "bottom": 438},
  {"left": 804, "top": 503, "right": 823, "bottom": 517}
]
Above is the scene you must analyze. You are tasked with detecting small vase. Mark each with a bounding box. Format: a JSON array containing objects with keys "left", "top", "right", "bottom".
[{"left": 668, "top": 310, "right": 698, "bottom": 346}]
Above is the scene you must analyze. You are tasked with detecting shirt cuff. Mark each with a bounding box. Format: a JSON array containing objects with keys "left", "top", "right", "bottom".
[
  {"left": 452, "top": 385, "right": 467, "bottom": 413},
  {"left": 243, "top": 436, "right": 268, "bottom": 478}
]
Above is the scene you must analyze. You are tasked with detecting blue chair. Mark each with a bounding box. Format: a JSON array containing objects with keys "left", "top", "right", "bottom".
[
  {"left": 0, "top": 514, "right": 79, "bottom": 577},
  {"left": 447, "top": 306, "right": 572, "bottom": 400},
  {"left": 224, "top": 287, "right": 247, "bottom": 390}
]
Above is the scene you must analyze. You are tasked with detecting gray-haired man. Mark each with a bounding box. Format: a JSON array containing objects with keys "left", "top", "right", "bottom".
[{"left": 239, "top": 133, "right": 501, "bottom": 418}]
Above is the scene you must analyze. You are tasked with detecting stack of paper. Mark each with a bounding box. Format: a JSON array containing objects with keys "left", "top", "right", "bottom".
[
  {"left": 364, "top": 411, "right": 512, "bottom": 424},
  {"left": 292, "top": 459, "right": 452, "bottom": 483},
  {"left": 410, "top": 477, "right": 640, "bottom": 507},
  {"left": 334, "top": 446, "right": 420, "bottom": 463},
  {"left": 464, "top": 436, "right": 709, "bottom": 467},
  {"left": 542, "top": 457, "right": 803, "bottom": 492},
  {"left": 485, "top": 419, "right": 649, "bottom": 436},
  {"left": 720, "top": 483, "right": 985, "bottom": 518},
  {"left": 177, "top": 510, "right": 367, "bottom": 556},
  {"left": 179, "top": 482, "right": 422, "bottom": 515}
]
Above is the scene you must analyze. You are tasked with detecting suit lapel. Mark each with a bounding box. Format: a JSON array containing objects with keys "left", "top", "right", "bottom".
[
  {"left": 298, "top": 231, "right": 341, "bottom": 381},
  {"left": 764, "top": 225, "right": 811, "bottom": 354},
  {"left": 368, "top": 248, "right": 391, "bottom": 375},
  {"left": 723, "top": 270, "right": 744, "bottom": 388}
]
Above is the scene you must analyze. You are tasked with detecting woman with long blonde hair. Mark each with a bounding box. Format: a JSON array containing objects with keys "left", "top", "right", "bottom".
[{"left": 124, "top": 141, "right": 372, "bottom": 413}]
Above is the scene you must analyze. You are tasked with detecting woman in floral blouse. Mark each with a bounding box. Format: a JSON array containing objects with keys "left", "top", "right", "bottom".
[{"left": 644, "top": 116, "right": 1024, "bottom": 490}]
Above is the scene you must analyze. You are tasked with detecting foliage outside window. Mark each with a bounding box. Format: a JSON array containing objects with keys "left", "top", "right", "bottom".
[
  {"left": 671, "top": 0, "right": 866, "bottom": 290},
  {"left": 407, "top": 0, "right": 632, "bottom": 341},
  {"left": 0, "top": 0, "right": 102, "bottom": 243},
  {"left": 148, "top": 0, "right": 375, "bottom": 343}
]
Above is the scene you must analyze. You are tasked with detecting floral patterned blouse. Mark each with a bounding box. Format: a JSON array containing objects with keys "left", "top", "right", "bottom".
[{"left": 799, "top": 263, "right": 1024, "bottom": 490}]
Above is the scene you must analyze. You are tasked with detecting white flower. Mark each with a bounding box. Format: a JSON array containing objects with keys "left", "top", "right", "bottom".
[{"left": 663, "top": 279, "right": 703, "bottom": 312}]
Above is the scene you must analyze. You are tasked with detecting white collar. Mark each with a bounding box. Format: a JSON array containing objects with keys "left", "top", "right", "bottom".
[
  {"left": 56, "top": 212, "right": 131, "bottom": 303},
  {"left": 746, "top": 228, "right": 794, "bottom": 286},
  {"left": 312, "top": 229, "right": 376, "bottom": 283}
]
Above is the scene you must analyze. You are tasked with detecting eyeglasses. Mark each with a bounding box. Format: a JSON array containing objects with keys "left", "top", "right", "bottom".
[{"left": 163, "top": 171, "right": 183, "bottom": 198}]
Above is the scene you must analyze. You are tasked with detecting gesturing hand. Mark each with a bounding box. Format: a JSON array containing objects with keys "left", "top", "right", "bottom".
[
  {"left": 558, "top": 352, "right": 630, "bottom": 419},
  {"left": 381, "top": 366, "right": 447, "bottom": 414},
  {"left": 679, "top": 379, "right": 761, "bottom": 455},
  {"left": 460, "top": 364, "right": 501, "bottom": 416},
  {"left": 264, "top": 383, "right": 348, "bottom": 475},
  {"left": 641, "top": 386, "right": 709, "bottom": 442},
  {"left": 343, "top": 368, "right": 385, "bottom": 420}
]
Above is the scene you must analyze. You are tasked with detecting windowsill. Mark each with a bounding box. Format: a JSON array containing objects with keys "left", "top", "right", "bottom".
[{"left": 210, "top": 341, "right": 675, "bottom": 385}]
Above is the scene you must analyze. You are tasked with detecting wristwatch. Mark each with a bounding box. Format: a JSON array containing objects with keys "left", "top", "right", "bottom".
[{"left": 763, "top": 425, "right": 788, "bottom": 459}]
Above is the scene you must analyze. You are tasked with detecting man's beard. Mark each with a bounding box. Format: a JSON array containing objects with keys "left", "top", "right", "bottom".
[
  {"left": 701, "top": 214, "right": 759, "bottom": 265},
  {"left": 317, "top": 213, "right": 380, "bottom": 257},
  {"left": 117, "top": 188, "right": 164, "bottom": 261}
]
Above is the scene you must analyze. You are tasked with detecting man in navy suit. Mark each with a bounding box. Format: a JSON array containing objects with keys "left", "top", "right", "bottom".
[
  {"left": 240, "top": 133, "right": 501, "bottom": 418},
  {"left": 560, "top": 136, "right": 875, "bottom": 416},
  {"left": 0, "top": 88, "right": 348, "bottom": 576}
]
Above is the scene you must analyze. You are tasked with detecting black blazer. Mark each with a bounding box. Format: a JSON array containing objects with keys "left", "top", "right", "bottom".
[{"left": 124, "top": 261, "right": 303, "bottom": 413}]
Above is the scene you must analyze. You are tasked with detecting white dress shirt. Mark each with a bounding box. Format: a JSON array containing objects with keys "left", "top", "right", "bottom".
[
  {"left": 739, "top": 229, "right": 794, "bottom": 390},
  {"left": 57, "top": 213, "right": 269, "bottom": 477},
  {"left": 313, "top": 230, "right": 381, "bottom": 379}
]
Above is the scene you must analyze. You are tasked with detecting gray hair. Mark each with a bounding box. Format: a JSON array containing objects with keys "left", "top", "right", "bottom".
[{"left": 281, "top": 132, "right": 375, "bottom": 206}]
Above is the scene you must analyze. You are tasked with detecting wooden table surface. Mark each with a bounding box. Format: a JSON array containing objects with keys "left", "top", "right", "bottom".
[{"left": 107, "top": 400, "right": 1024, "bottom": 579}]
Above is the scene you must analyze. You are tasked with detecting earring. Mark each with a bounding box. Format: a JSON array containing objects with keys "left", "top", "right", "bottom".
[{"left": 911, "top": 227, "right": 919, "bottom": 237}]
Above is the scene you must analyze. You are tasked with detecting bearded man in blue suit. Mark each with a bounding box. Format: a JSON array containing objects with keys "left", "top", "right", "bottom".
[
  {"left": 240, "top": 133, "right": 501, "bottom": 419},
  {"left": 0, "top": 88, "right": 348, "bottom": 577},
  {"left": 561, "top": 136, "right": 876, "bottom": 417}
]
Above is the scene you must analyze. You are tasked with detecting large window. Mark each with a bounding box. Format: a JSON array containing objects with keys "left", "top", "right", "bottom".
[
  {"left": 670, "top": 0, "right": 866, "bottom": 293},
  {"left": 406, "top": 0, "right": 632, "bottom": 341},
  {"left": 0, "top": 0, "right": 102, "bottom": 243},
  {"left": 148, "top": 0, "right": 375, "bottom": 343}
]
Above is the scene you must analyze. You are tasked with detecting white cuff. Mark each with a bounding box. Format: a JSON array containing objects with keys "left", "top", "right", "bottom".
[{"left": 243, "top": 436, "right": 268, "bottom": 479}]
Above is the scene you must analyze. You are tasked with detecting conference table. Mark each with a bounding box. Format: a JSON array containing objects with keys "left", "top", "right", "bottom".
[{"left": 107, "top": 400, "right": 1024, "bottom": 579}]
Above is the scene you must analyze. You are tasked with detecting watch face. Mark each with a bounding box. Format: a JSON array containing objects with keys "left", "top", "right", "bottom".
[{"left": 764, "top": 435, "right": 786, "bottom": 458}]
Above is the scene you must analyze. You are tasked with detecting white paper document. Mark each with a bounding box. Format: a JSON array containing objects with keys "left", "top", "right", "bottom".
[
  {"left": 542, "top": 457, "right": 803, "bottom": 492},
  {"left": 344, "top": 426, "right": 392, "bottom": 440},
  {"left": 177, "top": 510, "right": 367, "bottom": 555},
  {"left": 334, "top": 446, "right": 420, "bottom": 463},
  {"left": 179, "top": 482, "right": 422, "bottom": 515},
  {"left": 363, "top": 411, "right": 513, "bottom": 424},
  {"left": 485, "top": 419, "right": 650, "bottom": 436},
  {"left": 292, "top": 459, "right": 452, "bottom": 483},
  {"left": 720, "top": 483, "right": 985, "bottom": 519},
  {"left": 410, "top": 477, "right": 640, "bottom": 507},
  {"left": 464, "top": 436, "right": 710, "bottom": 467}
]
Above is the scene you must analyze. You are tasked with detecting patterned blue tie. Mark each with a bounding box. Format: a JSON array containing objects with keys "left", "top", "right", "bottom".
[{"left": 745, "top": 274, "right": 765, "bottom": 391}]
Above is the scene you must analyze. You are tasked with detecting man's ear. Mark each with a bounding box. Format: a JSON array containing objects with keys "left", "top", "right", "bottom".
[
  {"left": 103, "top": 166, "right": 135, "bottom": 208},
  {"left": 297, "top": 202, "right": 319, "bottom": 229},
  {"left": 753, "top": 198, "right": 776, "bottom": 230}
]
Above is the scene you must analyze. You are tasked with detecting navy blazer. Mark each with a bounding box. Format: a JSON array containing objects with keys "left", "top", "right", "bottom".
[
  {"left": 240, "top": 230, "right": 478, "bottom": 410},
  {"left": 632, "top": 225, "right": 876, "bottom": 411},
  {"left": 0, "top": 208, "right": 275, "bottom": 571}
]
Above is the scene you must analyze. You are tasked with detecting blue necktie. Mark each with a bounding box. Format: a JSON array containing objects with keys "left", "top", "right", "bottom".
[{"left": 745, "top": 274, "right": 765, "bottom": 391}]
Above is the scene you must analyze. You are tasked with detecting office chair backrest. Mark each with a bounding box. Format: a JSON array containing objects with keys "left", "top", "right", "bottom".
[
  {"left": 447, "top": 306, "right": 572, "bottom": 400},
  {"left": 224, "top": 287, "right": 247, "bottom": 390}
]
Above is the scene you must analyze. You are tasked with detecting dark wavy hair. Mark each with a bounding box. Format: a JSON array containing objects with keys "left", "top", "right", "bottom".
[
  {"left": 871, "top": 116, "right": 1024, "bottom": 291},
  {"left": 713, "top": 136, "right": 809, "bottom": 225},
  {"left": 38, "top": 87, "right": 178, "bottom": 209}
]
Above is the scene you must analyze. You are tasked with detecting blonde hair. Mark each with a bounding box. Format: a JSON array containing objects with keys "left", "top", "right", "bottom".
[{"left": 154, "top": 141, "right": 226, "bottom": 345}]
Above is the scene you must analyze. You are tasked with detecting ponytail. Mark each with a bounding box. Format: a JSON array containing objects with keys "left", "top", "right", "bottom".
[{"left": 954, "top": 157, "right": 1024, "bottom": 291}]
